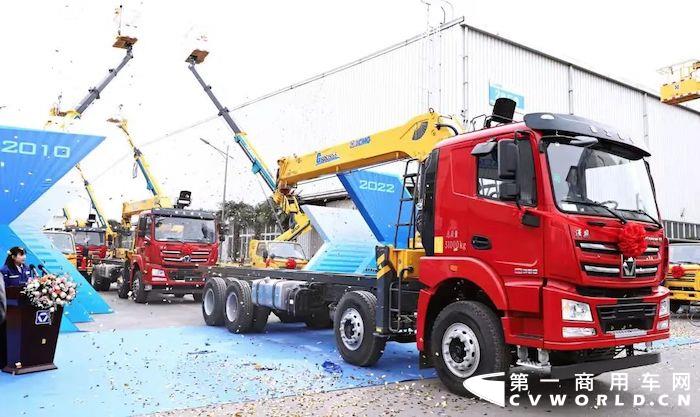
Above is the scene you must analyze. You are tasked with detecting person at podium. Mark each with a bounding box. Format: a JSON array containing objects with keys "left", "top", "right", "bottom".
[{"left": 1, "top": 247, "right": 34, "bottom": 287}]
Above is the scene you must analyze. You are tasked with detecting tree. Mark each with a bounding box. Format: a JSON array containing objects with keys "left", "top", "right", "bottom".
[{"left": 217, "top": 199, "right": 282, "bottom": 261}]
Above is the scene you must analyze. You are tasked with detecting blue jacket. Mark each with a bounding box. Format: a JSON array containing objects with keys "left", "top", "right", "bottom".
[{"left": 1, "top": 263, "right": 34, "bottom": 288}]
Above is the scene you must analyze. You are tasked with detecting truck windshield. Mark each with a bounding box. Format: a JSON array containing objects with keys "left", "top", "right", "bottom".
[
  {"left": 154, "top": 216, "right": 216, "bottom": 243},
  {"left": 547, "top": 142, "right": 659, "bottom": 223},
  {"left": 669, "top": 244, "right": 700, "bottom": 264},
  {"left": 73, "top": 230, "right": 105, "bottom": 245},
  {"left": 44, "top": 232, "right": 75, "bottom": 255},
  {"left": 267, "top": 242, "right": 306, "bottom": 259}
]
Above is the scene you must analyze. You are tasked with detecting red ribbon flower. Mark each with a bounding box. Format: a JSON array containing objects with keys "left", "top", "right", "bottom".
[
  {"left": 618, "top": 223, "right": 647, "bottom": 258},
  {"left": 671, "top": 265, "right": 686, "bottom": 279}
]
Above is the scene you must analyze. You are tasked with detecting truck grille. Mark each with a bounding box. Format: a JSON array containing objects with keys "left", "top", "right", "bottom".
[
  {"left": 596, "top": 303, "right": 656, "bottom": 333},
  {"left": 161, "top": 249, "right": 211, "bottom": 264},
  {"left": 578, "top": 241, "right": 660, "bottom": 279}
]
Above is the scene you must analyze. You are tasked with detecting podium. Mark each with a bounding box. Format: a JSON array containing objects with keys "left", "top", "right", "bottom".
[{"left": 0, "top": 286, "right": 63, "bottom": 374}]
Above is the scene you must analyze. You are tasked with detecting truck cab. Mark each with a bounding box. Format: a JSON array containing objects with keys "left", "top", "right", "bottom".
[
  {"left": 410, "top": 112, "right": 669, "bottom": 392},
  {"left": 66, "top": 226, "right": 107, "bottom": 277},
  {"left": 124, "top": 208, "right": 219, "bottom": 303},
  {"left": 665, "top": 240, "right": 700, "bottom": 312},
  {"left": 43, "top": 230, "right": 77, "bottom": 267},
  {"left": 248, "top": 240, "right": 308, "bottom": 269}
]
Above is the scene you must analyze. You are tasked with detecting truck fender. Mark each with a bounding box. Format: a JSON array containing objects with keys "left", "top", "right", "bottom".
[{"left": 416, "top": 256, "right": 508, "bottom": 352}]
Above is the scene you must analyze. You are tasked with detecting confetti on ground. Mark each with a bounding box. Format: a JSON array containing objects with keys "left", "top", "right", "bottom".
[{"left": 1, "top": 322, "right": 434, "bottom": 417}]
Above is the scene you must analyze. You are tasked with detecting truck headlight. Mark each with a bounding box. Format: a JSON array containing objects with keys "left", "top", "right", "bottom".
[
  {"left": 562, "top": 299, "right": 593, "bottom": 322},
  {"left": 151, "top": 268, "right": 166, "bottom": 278},
  {"left": 658, "top": 297, "right": 670, "bottom": 317}
]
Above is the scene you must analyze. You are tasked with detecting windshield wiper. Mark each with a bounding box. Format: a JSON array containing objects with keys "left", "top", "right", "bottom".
[
  {"left": 562, "top": 199, "right": 627, "bottom": 224},
  {"left": 617, "top": 208, "right": 662, "bottom": 229}
]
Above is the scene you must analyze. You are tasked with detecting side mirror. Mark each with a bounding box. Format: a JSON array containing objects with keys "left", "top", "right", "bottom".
[
  {"left": 497, "top": 140, "right": 518, "bottom": 180},
  {"left": 262, "top": 250, "right": 269, "bottom": 259},
  {"left": 499, "top": 182, "right": 520, "bottom": 201},
  {"left": 137, "top": 229, "right": 146, "bottom": 238}
]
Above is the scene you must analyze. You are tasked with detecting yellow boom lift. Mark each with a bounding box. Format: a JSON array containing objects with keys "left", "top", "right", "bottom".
[
  {"left": 186, "top": 49, "right": 462, "bottom": 271},
  {"left": 47, "top": 35, "right": 137, "bottom": 236}
]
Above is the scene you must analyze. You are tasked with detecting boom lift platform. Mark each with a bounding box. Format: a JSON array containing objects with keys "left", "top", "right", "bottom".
[{"left": 659, "top": 60, "right": 700, "bottom": 105}]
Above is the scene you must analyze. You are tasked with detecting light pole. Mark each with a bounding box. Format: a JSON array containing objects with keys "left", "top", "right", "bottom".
[{"left": 199, "top": 138, "right": 232, "bottom": 259}]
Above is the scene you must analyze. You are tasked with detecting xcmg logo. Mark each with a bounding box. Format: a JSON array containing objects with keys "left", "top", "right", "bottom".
[
  {"left": 315, "top": 151, "right": 339, "bottom": 165},
  {"left": 349, "top": 136, "right": 370, "bottom": 148}
]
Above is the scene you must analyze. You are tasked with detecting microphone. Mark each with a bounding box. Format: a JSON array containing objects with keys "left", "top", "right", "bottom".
[{"left": 38, "top": 264, "right": 49, "bottom": 276}]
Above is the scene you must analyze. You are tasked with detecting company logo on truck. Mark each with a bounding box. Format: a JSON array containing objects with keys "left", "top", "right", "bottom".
[
  {"left": 349, "top": 136, "right": 370, "bottom": 148},
  {"left": 315, "top": 151, "right": 339, "bottom": 165}
]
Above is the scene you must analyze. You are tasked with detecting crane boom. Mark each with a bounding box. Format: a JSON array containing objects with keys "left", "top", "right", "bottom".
[
  {"left": 75, "top": 164, "right": 114, "bottom": 235},
  {"left": 111, "top": 118, "right": 172, "bottom": 205},
  {"left": 50, "top": 36, "right": 137, "bottom": 120},
  {"left": 185, "top": 49, "right": 461, "bottom": 242},
  {"left": 186, "top": 50, "right": 277, "bottom": 191}
]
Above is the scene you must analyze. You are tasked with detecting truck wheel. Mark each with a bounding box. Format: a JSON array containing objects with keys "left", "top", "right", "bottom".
[
  {"left": 670, "top": 300, "right": 684, "bottom": 314},
  {"left": 92, "top": 272, "right": 111, "bottom": 292},
  {"left": 117, "top": 275, "right": 130, "bottom": 299},
  {"left": 305, "top": 306, "right": 332, "bottom": 329},
  {"left": 274, "top": 311, "right": 301, "bottom": 323},
  {"left": 431, "top": 301, "right": 509, "bottom": 396},
  {"left": 223, "top": 279, "right": 254, "bottom": 333},
  {"left": 202, "top": 277, "right": 227, "bottom": 326},
  {"left": 334, "top": 291, "right": 386, "bottom": 367},
  {"left": 131, "top": 270, "right": 149, "bottom": 304},
  {"left": 251, "top": 306, "right": 271, "bottom": 332}
]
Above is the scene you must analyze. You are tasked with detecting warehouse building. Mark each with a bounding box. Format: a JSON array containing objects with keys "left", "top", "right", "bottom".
[{"left": 229, "top": 17, "right": 700, "bottom": 255}]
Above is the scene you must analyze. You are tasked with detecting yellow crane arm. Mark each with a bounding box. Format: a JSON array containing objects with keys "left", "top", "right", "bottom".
[
  {"left": 276, "top": 111, "right": 458, "bottom": 188},
  {"left": 272, "top": 111, "right": 460, "bottom": 207},
  {"left": 75, "top": 164, "right": 114, "bottom": 236},
  {"left": 111, "top": 118, "right": 172, "bottom": 206}
]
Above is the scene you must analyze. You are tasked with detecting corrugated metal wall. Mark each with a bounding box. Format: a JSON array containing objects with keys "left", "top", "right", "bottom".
[{"left": 232, "top": 18, "right": 700, "bottom": 225}]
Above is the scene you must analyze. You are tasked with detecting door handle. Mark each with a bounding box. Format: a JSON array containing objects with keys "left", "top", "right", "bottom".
[{"left": 471, "top": 235, "right": 492, "bottom": 250}]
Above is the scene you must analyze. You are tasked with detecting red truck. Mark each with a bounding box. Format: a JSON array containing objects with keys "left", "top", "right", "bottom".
[
  {"left": 200, "top": 110, "right": 670, "bottom": 395},
  {"left": 66, "top": 225, "right": 108, "bottom": 278},
  {"left": 92, "top": 203, "right": 220, "bottom": 303}
]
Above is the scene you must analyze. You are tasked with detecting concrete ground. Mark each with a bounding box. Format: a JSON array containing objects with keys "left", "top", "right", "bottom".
[{"left": 83, "top": 291, "right": 700, "bottom": 416}]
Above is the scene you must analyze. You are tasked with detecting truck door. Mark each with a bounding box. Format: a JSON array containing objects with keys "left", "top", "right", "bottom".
[
  {"left": 136, "top": 215, "right": 153, "bottom": 266},
  {"left": 466, "top": 135, "right": 544, "bottom": 312}
]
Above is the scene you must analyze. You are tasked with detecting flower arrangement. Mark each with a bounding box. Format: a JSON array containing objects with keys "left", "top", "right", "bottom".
[{"left": 21, "top": 274, "right": 77, "bottom": 312}]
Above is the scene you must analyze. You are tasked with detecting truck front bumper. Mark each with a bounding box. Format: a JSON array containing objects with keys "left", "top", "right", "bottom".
[
  {"left": 548, "top": 351, "right": 660, "bottom": 379},
  {"left": 143, "top": 266, "right": 206, "bottom": 293},
  {"left": 503, "top": 282, "right": 670, "bottom": 350}
]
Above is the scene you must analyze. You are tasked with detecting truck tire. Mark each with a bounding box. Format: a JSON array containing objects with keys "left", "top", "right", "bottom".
[
  {"left": 223, "top": 279, "right": 254, "bottom": 333},
  {"left": 91, "top": 272, "right": 111, "bottom": 292},
  {"left": 131, "top": 270, "right": 149, "bottom": 304},
  {"left": 202, "top": 277, "right": 227, "bottom": 326},
  {"left": 670, "top": 300, "right": 684, "bottom": 314},
  {"left": 117, "top": 274, "right": 130, "bottom": 299},
  {"left": 251, "top": 306, "right": 271, "bottom": 333},
  {"left": 430, "top": 301, "right": 509, "bottom": 396},
  {"left": 334, "top": 291, "right": 386, "bottom": 367},
  {"left": 305, "top": 305, "right": 332, "bottom": 329}
]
